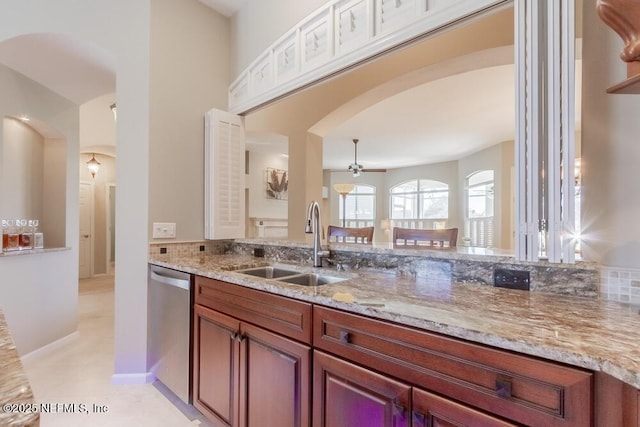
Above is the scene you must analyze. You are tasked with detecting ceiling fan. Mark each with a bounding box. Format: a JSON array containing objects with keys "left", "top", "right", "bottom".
[{"left": 343, "top": 138, "right": 387, "bottom": 177}]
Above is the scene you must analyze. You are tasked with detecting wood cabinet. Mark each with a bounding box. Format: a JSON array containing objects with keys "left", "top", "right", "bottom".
[
  {"left": 412, "top": 388, "right": 517, "bottom": 427},
  {"left": 193, "top": 277, "right": 311, "bottom": 427},
  {"left": 193, "top": 276, "right": 598, "bottom": 426},
  {"left": 313, "top": 350, "right": 411, "bottom": 427},
  {"left": 313, "top": 305, "right": 593, "bottom": 427},
  {"left": 193, "top": 304, "right": 240, "bottom": 426}
]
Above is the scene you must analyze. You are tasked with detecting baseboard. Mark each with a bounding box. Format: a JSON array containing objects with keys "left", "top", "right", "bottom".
[
  {"left": 20, "top": 331, "right": 79, "bottom": 364},
  {"left": 111, "top": 371, "right": 156, "bottom": 385}
]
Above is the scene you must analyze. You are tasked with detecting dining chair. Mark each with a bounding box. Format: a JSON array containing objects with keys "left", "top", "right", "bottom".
[
  {"left": 327, "top": 225, "right": 374, "bottom": 244},
  {"left": 392, "top": 227, "right": 458, "bottom": 248}
]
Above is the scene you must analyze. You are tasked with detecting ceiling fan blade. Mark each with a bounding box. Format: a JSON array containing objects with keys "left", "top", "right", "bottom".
[{"left": 361, "top": 168, "right": 387, "bottom": 173}]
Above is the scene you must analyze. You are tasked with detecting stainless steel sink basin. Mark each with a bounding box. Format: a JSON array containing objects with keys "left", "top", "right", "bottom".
[
  {"left": 277, "top": 273, "right": 346, "bottom": 286},
  {"left": 235, "top": 266, "right": 300, "bottom": 279}
]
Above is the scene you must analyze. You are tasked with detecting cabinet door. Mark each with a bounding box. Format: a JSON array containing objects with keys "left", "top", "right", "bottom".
[
  {"left": 204, "top": 108, "right": 245, "bottom": 239},
  {"left": 193, "top": 304, "right": 241, "bottom": 427},
  {"left": 412, "top": 388, "right": 517, "bottom": 427},
  {"left": 313, "top": 350, "right": 410, "bottom": 427},
  {"left": 239, "top": 322, "right": 311, "bottom": 427}
]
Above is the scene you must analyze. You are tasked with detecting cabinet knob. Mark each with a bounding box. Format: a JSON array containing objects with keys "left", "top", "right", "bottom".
[
  {"left": 495, "top": 376, "right": 513, "bottom": 398},
  {"left": 339, "top": 330, "right": 350, "bottom": 344}
]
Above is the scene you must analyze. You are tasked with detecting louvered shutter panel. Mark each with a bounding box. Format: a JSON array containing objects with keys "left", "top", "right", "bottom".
[{"left": 204, "top": 109, "right": 245, "bottom": 239}]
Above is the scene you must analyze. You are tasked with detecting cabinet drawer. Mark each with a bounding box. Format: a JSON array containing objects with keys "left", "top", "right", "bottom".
[
  {"left": 195, "top": 276, "right": 312, "bottom": 344},
  {"left": 313, "top": 306, "right": 592, "bottom": 427}
]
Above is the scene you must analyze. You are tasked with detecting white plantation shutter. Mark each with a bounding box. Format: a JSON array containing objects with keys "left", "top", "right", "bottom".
[{"left": 204, "top": 109, "right": 245, "bottom": 239}]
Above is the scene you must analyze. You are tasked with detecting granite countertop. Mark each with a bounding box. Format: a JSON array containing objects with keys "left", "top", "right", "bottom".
[
  {"left": 0, "top": 310, "right": 39, "bottom": 426},
  {"left": 149, "top": 253, "right": 640, "bottom": 389}
]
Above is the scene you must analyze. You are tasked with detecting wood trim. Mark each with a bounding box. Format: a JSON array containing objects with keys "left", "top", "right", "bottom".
[{"left": 195, "top": 276, "right": 312, "bottom": 344}]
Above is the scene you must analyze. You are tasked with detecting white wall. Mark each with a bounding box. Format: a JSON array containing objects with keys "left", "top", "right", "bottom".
[
  {"left": 247, "top": 150, "right": 289, "bottom": 220},
  {"left": 230, "top": 0, "right": 328, "bottom": 78},
  {"left": 0, "top": 0, "right": 151, "bottom": 379},
  {"left": 0, "top": 251, "right": 77, "bottom": 356},
  {"left": 458, "top": 141, "right": 514, "bottom": 248},
  {"left": 581, "top": 3, "right": 640, "bottom": 268},
  {"left": 0, "top": 63, "right": 79, "bottom": 356},
  {"left": 325, "top": 141, "right": 515, "bottom": 247}
]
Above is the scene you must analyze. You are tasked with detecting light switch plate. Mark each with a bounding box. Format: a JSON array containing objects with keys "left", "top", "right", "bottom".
[{"left": 153, "top": 222, "right": 176, "bottom": 238}]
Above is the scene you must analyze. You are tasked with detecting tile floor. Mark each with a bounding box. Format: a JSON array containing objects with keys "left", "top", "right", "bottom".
[{"left": 22, "top": 275, "right": 202, "bottom": 426}]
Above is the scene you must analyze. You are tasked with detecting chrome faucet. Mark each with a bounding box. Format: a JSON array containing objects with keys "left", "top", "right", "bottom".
[{"left": 305, "top": 200, "right": 329, "bottom": 267}]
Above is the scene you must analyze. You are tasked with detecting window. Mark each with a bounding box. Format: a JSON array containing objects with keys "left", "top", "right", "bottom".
[
  {"left": 465, "top": 170, "right": 494, "bottom": 248},
  {"left": 339, "top": 184, "right": 375, "bottom": 227},
  {"left": 467, "top": 170, "right": 494, "bottom": 218},
  {"left": 390, "top": 180, "right": 449, "bottom": 227}
]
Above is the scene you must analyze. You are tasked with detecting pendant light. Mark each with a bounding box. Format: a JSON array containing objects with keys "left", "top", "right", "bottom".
[{"left": 87, "top": 153, "right": 101, "bottom": 178}]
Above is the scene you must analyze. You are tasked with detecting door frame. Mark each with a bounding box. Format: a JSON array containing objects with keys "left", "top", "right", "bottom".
[
  {"left": 106, "top": 182, "right": 116, "bottom": 275},
  {"left": 79, "top": 180, "right": 95, "bottom": 278}
]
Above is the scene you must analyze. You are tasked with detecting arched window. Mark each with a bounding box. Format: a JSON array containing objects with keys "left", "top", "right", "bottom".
[
  {"left": 339, "top": 184, "right": 375, "bottom": 227},
  {"left": 465, "top": 170, "right": 494, "bottom": 247},
  {"left": 390, "top": 179, "right": 449, "bottom": 229}
]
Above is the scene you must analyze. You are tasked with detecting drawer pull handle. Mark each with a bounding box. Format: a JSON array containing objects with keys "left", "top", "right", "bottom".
[
  {"left": 232, "top": 332, "right": 246, "bottom": 343},
  {"left": 412, "top": 411, "right": 426, "bottom": 426},
  {"left": 339, "top": 330, "right": 351, "bottom": 343},
  {"left": 496, "top": 377, "right": 513, "bottom": 398}
]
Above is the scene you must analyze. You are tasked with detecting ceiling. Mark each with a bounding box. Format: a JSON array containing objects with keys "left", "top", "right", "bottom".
[{"left": 322, "top": 64, "right": 515, "bottom": 171}]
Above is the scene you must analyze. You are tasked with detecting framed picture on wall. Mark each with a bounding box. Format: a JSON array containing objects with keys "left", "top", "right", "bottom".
[{"left": 266, "top": 168, "right": 288, "bottom": 200}]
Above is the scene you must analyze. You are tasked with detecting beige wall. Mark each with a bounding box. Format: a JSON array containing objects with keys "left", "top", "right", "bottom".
[
  {"left": 149, "top": 0, "right": 230, "bottom": 243},
  {"left": 43, "top": 138, "right": 67, "bottom": 249},
  {"left": 2, "top": 118, "right": 44, "bottom": 221},
  {"left": 581, "top": 1, "right": 640, "bottom": 268}
]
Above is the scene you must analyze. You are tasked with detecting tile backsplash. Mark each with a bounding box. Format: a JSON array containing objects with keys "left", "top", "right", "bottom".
[
  {"left": 600, "top": 266, "right": 640, "bottom": 304},
  {"left": 148, "top": 240, "right": 232, "bottom": 257}
]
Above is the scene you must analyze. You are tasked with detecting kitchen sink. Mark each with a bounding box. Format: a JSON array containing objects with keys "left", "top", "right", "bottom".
[
  {"left": 235, "top": 266, "right": 300, "bottom": 279},
  {"left": 277, "top": 273, "right": 346, "bottom": 286}
]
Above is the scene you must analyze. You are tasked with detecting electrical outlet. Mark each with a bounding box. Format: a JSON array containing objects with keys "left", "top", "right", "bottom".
[
  {"left": 494, "top": 268, "right": 530, "bottom": 291},
  {"left": 152, "top": 222, "right": 176, "bottom": 238}
]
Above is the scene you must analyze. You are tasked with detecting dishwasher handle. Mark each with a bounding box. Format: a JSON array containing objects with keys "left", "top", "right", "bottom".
[{"left": 150, "top": 267, "right": 190, "bottom": 291}]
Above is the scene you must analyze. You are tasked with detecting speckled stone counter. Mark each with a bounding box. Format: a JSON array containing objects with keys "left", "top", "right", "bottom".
[
  {"left": 149, "top": 253, "right": 640, "bottom": 390},
  {"left": 0, "top": 310, "right": 39, "bottom": 426}
]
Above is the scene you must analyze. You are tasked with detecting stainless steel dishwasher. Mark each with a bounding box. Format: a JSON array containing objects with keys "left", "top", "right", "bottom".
[{"left": 148, "top": 264, "right": 192, "bottom": 404}]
